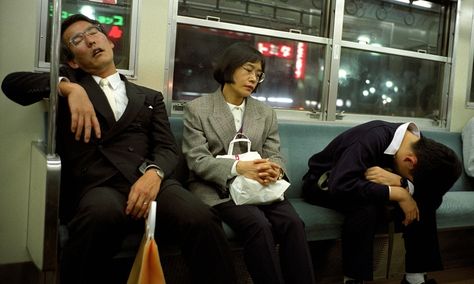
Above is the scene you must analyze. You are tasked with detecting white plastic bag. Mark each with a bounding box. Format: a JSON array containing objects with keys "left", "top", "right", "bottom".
[{"left": 216, "top": 134, "right": 290, "bottom": 205}]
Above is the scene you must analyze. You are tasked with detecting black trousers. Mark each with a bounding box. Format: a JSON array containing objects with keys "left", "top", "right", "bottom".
[
  {"left": 302, "top": 178, "right": 442, "bottom": 281},
  {"left": 214, "top": 199, "right": 315, "bottom": 284},
  {"left": 60, "top": 177, "right": 236, "bottom": 284}
]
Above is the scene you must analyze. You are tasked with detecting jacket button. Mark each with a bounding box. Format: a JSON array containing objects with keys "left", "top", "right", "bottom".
[{"left": 128, "top": 146, "right": 134, "bottom": 152}]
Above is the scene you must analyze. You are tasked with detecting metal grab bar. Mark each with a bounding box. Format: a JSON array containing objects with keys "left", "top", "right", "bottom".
[
  {"left": 48, "top": 0, "right": 61, "bottom": 155},
  {"left": 26, "top": 1, "right": 62, "bottom": 278}
]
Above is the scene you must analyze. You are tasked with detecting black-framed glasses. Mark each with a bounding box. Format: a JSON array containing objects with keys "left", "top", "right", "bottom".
[
  {"left": 68, "top": 25, "right": 103, "bottom": 47},
  {"left": 241, "top": 65, "right": 265, "bottom": 83}
]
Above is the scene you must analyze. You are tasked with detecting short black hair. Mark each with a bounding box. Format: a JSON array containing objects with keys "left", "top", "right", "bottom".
[
  {"left": 213, "top": 42, "right": 265, "bottom": 92},
  {"left": 60, "top": 14, "right": 105, "bottom": 63},
  {"left": 411, "top": 136, "right": 462, "bottom": 201}
]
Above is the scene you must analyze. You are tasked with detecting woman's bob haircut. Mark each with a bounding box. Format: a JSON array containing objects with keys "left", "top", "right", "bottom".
[{"left": 213, "top": 42, "right": 266, "bottom": 92}]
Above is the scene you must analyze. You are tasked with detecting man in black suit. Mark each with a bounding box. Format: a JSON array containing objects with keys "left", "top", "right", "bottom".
[
  {"left": 302, "top": 120, "right": 462, "bottom": 284},
  {"left": 2, "top": 14, "right": 235, "bottom": 284}
]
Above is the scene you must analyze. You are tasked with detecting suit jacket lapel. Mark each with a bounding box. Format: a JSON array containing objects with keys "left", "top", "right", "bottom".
[
  {"left": 103, "top": 77, "right": 145, "bottom": 141},
  {"left": 241, "top": 97, "right": 264, "bottom": 145},
  {"left": 80, "top": 75, "right": 116, "bottom": 127},
  {"left": 208, "top": 90, "right": 238, "bottom": 154},
  {"left": 80, "top": 74, "right": 145, "bottom": 141}
]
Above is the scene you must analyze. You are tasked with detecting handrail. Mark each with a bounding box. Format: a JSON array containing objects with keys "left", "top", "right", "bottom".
[
  {"left": 48, "top": 0, "right": 61, "bottom": 155},
  {"left": 25, "top": 0, "right": 63, "bottom": 275}
]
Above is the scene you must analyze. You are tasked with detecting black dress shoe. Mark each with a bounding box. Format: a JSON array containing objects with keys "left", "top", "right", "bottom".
[{"left": 400, "top": 275, "right": 437, "bottom": 284}]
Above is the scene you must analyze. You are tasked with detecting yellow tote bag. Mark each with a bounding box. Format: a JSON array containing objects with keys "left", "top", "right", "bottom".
[{"left": 127, "top": 201, "right": 165, "bottom": 284}]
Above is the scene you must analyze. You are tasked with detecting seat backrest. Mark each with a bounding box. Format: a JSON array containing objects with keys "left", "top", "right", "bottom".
[
  {"left": 422, "top": 130, "right": 474, "bottom": 191},
  {"left": 169, "top": 117, "right": 473, "bottom": 198},
  {"left": 278, "top": 122, "right": 351, "bottom": 198}
]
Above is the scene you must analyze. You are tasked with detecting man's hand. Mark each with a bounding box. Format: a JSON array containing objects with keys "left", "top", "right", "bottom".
[
  {"left": 398, "top": 196, "right": 420, "bottom": 226},
  {"left": 389, "top": 186, "right": 420, "bottom": 226},
  {"left": 59, "top": 81, "right": 101, "bottom": 142},
  {"left": 365, "top": 166, "right": 401, "bottom": 186},
  {"left": 236, "top": 159, "right": 281, "bottom": 185},
  {"left": 126, "top": 170, "right": 162, "bottom": 219}
]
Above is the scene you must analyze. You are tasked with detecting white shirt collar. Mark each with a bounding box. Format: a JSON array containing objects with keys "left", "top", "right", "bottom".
[
  {"left": 385, "top": 122, "right": 419, "bottom": 195},
  {"left": 384, "top": 122, "right": 420, "bottom": 155},
  {"left": 93, "top": 72, "right": 121, "bottom": 90},
  {"left": 226, "top": 99, "right": 246, "bottom": 111}
]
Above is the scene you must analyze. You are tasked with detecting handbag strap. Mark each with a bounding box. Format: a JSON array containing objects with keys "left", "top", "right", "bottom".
[{"left": 228, "top": 133, "right": 251, "bottom": 155}]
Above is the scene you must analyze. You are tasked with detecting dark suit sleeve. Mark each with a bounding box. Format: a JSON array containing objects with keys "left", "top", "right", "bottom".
[
  {"left": 328, "top": 134, "right": 390, "bottom": 203},
  {"left": 145, "top": 90, "right": 180, "bottom": 178},
  {"left": 1, "top": 72, "right": 51, "bottom": 106}
]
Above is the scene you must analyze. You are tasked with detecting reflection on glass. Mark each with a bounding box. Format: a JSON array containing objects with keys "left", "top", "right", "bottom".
[
  {"left": 178, "top": 0, "right": 325, "bottom": 36},
  {"left": 173, "top": 24, "right": 325, "bottom": 110},
  {"left": 45, "top": 0, "right": 132, "bottom": 70},
  {"left": 343, "top": 0, "right": 447, "bottom": 55},
  {"left": 338, "top": 48, "right": 443, "bottom": 119}
]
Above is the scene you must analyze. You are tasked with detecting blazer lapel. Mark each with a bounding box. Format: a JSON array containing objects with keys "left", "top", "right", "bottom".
[
  {"left": 80, "top": 75, "right": 116, "bottom": 127},
  {"left": 103, "top": 77, "right": 145, "bottom": 141},
  {"left": 241, "top": 97, "right": 264, "bottom": 145},
  {"left": 208, "top": 90, "right": 238, "bottom": 154}
]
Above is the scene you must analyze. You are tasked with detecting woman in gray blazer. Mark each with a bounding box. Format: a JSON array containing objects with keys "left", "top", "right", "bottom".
[{"left": 183, "top": 42, "right": 315, "bottom": 284}]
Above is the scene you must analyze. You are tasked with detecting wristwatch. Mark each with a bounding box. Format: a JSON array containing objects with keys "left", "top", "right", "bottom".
[
  {"left": 400, "top": 177, "right": 408, "bottom": 189},
  {"left": 139, "top": 162, "right": 164, "bottom": 179},
  {"left": 278, "top": 169, "right": 284, "bottom": 180}
]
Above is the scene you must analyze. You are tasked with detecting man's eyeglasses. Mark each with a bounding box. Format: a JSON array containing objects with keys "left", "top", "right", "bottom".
[
  {"left": 241, "top": 65, "right": 265, "bottom": 83},
  {"left": 68, "top": 25, "right": 103, "bottom": 47}
]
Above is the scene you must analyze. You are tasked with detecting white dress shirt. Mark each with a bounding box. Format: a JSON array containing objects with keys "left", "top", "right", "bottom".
[
  {"left": 93, "top": 72, "right": 127, "bottom": 120},
  {"left": 226, "top": 100, "right": 246, "bottom": 177},
  {"left": 384, "top": 122, "right": 420, "bottom": 195}
]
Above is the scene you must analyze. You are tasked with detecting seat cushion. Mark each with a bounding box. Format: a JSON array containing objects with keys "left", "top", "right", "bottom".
[
  {"left": 289, "top": 198, "right": 344, "bottom": 241},
  {"left": 437, "top": 192, "right": 474, "bottom": 230}
]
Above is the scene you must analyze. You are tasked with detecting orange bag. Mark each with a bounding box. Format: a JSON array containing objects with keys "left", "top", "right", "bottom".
[{"left": 127, "top": 201, "right": 165, "bottom": 284}]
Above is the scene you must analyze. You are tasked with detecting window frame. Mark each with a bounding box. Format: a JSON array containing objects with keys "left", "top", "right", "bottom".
[
  {"left": 35, "top": 0, "right": 141, "bottom": 78},
  {"left": 165, "top": 0, "right": 457, "bottom": 130},
  {"left": 466, "top": 12, "right": 474, "bottom": 109}
]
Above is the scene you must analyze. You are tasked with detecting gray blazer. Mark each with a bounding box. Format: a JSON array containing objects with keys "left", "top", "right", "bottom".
[{"left": 183, "top": 89, "right": 286, "bottom": 206}]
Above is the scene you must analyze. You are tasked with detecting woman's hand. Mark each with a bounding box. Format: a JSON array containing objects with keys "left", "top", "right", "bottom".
[{"left": 236, "top": 159, "right": 281, "bottom": 185}]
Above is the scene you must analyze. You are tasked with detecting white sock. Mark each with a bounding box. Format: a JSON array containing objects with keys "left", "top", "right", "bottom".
[{"left": 406, "top": 273, "right": 425, "bottom": 284}]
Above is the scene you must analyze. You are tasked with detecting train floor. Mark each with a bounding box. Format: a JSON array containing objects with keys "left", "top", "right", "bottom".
[{"left": 1, "top": 229, "right": 473, "bottom": 284}]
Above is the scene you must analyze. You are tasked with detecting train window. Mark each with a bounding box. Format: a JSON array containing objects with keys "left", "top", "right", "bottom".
[
  {"left": 168, "top": 0, "right": 456, "bottom": 127},
  {"left": 342, "top": 0, "right": 448, "bottom": 55},
  {"left": 177, "top": 0, "right": 327, "bottom": 37},
  {"left": 37, "top": 0, "right": 140, "bottom": 77},
  {"left": 172, "top": 24, "right": 325, "bottom": 112},
  {"left": 337, "top": 48, "right": 443, "bottom": 119}
]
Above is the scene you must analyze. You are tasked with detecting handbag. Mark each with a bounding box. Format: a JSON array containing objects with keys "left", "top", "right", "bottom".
[
  {"left": 127, "top": 201, "right": 166, "bottom": 284},
  {"left": 216, "top": 134, "right": 290, "bottom": 205}
]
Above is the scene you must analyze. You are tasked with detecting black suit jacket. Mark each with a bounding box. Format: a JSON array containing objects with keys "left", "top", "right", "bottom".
[
  {"left": 2, "top": 68, "right": 179, "bottom": 195},
  {"left": 303, "top": 120, "right": 446, "bottom": 211},
  {"left": 304, "top": 120, "right": 405, "bottom": 203}
]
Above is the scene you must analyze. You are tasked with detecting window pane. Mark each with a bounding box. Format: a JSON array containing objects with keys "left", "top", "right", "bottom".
[
  {"left": 337, "top": 48, "right": 443, "bottom": 119},
  {"left": 173, "top": 24, "right": 325, "bottom": 111},
  {"left": 44, "top": 0, "right": 133, "bottom": 70},
  {"left": 178, "top": 0, "right": 326, "bottom": 36},
  {"left": 342, "top": 0, "right": 447, "bottom": 55}
]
